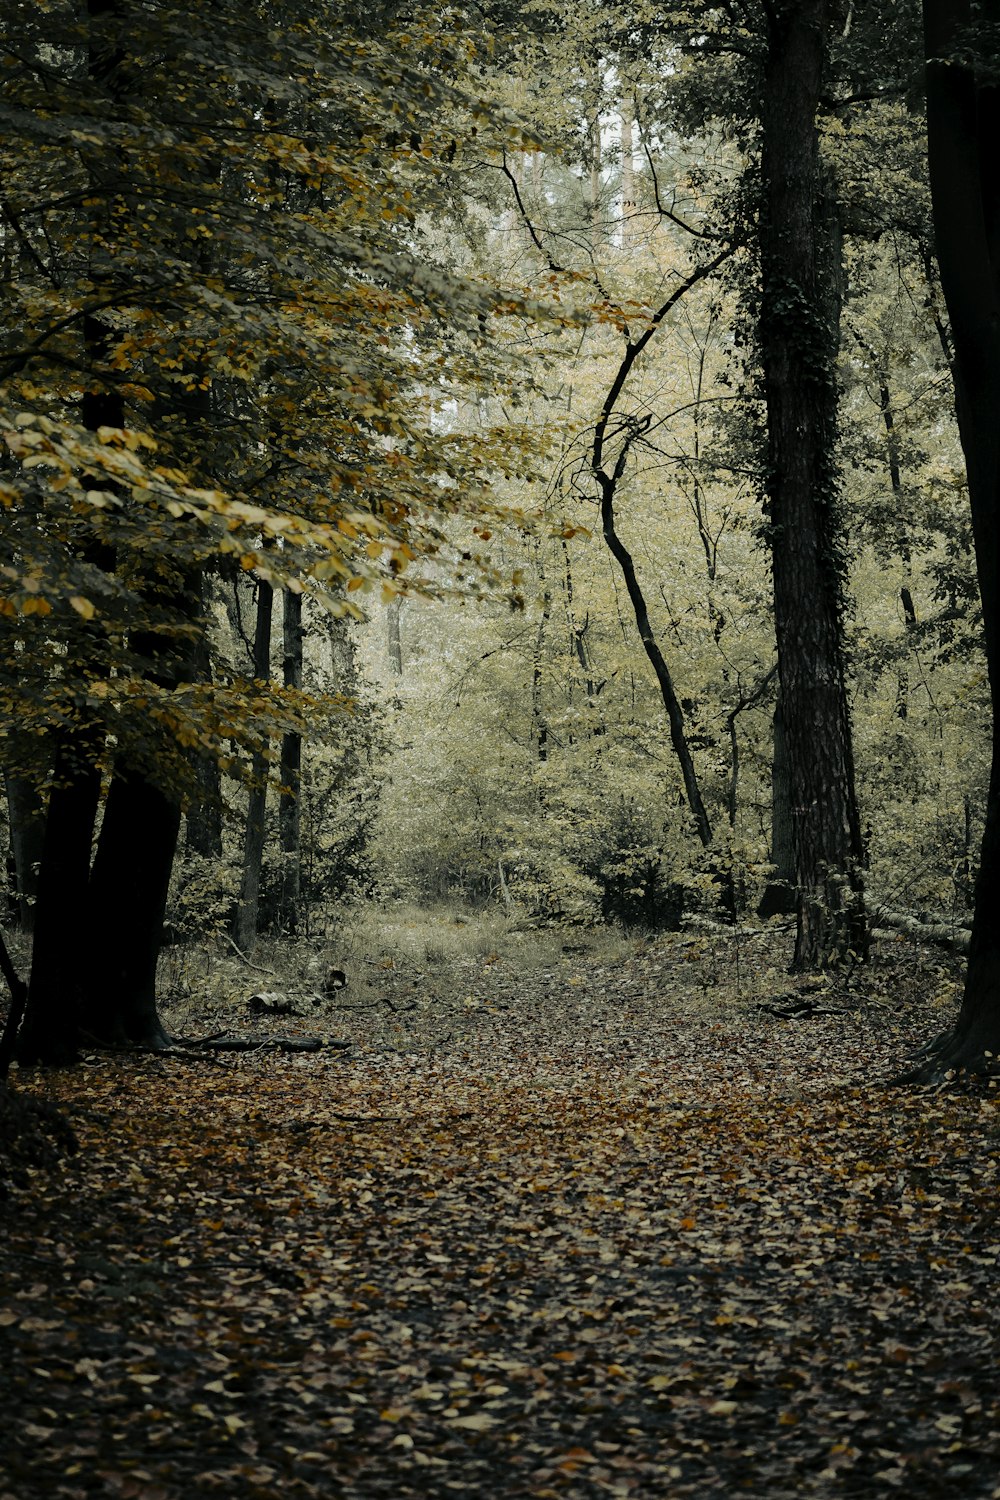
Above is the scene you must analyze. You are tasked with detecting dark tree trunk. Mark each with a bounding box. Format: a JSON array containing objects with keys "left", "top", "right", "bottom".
[
  {"left": 185, "top": 574, "right": 223, "bottom": 860},
  {"left": 278, "top": 588, "right": 303, "bottom": 934},
  {"left": 598, "top": 472, "right": 713, "bottom": 848},
  {"left": 17, "top": 737, "right": 104, "bottom": 1064},
  {"left": 80, "top": 768, "right": 180, "bottom": 1047},
  {"left": 758, "top": 0, "right": 867, "bottom": 968},
  {"left": 232, "top": 576, "right": 274, "bottom": 951},
  {"left": 17, "top": 0, "right": 130, "bottom": 1064},
  {"left": 5, "top": 773, "right": 45, "bottom": 932},
  {"left": 758, "top": 696, "right": 798, "bottom": 918},
  {"left": 531, "top": 573, "right": 551, "bottom": 765},
  {"left": 907, "top": 0, "right": 1000, "bottom": 1074}
]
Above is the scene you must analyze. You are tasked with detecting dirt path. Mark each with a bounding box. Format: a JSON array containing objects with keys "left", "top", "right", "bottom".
[{"left": 1, "top": 932, "right": 998, "bottom": 1498}]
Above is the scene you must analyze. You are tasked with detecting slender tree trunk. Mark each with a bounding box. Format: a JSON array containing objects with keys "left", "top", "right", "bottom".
[
  {"left": 620, "top": 89, "right": 636, "bottom": 248},
  {"left": 186, "top": 572, "right": 223, "bottom": 859},
  {"left": 906, "top": 0, "right": 1000, "bottom": 1074},
  {"left": 232, "top": 576, "right": 274, "bottom": 950},
  {"left": 589, "top": 90, "right": 603, "bottom": 255},
  {"left": 598, "top": 472, "right": 713, "bottom": 848},
  {"left": 279, "top": 588, "right": 303, "bottom": 934},
  {"left": 386, "top": 596, "right": 403, "bottom": 676},
  {"left": 758, "top": 0, "right": 867, "bottom": 968},
  {"left": 531, "top": 561, "right": 551, "bottom": 764}
]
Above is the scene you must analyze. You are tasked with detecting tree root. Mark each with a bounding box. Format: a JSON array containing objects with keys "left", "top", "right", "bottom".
[{"left": 891, "top": 1026, "right": 1000, "bottom": 1086}]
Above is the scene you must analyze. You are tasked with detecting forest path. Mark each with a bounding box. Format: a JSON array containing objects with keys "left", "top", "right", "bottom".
[{"left": 1, "top": 930, "right": 998, "bottom": 1499}]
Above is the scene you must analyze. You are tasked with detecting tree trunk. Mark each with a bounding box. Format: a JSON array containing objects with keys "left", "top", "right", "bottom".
[
  {"left": 620, "top": 89, "right": 636, "bottom": 248},
  {"left": 81, "top": 767, "right": 179, "bottom": 1046},
  {"left": 16, "top": 736, "right": 104, "bottom": 1064},
  {"left": 278, "top": 588, "right": 303, "bottom": 934},
  {"left": 5, "top": 773, "right": 45, "bottom": 932},
  {"left": 185, "top": 573, "right": 223, "bottom": 860},
  {"left": 906, "top": 0, "right": 1000, "bottom": 1075},
  {"left": 757, "top": 696, "right": 797, "bottom": 918},
  {"left": 598, "top": 471, "right": 713, "bottom": 848},
  {"left": 386, "top": 596, "right": 403, "bottom": 676},
  {"left": 758, "top": 0, "right": 867, "bottom": 969},
  {"left": 17, "top": 2, "right": 126, "bottom": 1064},
  {"left": 531, "top": 564, "right": 551, "bottom": 764},
  {"left": 232, "top": 576, "right": 274, "bottom": 951}
]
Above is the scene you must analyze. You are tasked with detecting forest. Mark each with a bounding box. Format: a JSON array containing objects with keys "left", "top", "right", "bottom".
[{"left": 1, "top": 0, "right": 999, "bottom": 1496}]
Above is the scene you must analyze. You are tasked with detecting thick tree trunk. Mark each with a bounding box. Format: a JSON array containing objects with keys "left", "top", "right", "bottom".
[
  {"left": 908, "top": 0, "right": 1000, "bottom": 1074},
  {"left": 232, "top": 577, "right": 274, "bottom": 951},
  {"left": 17, "top": 734, "right": 105, "bottom": 1064},
  {"left": 758, "top": 0, "right": 867, "bottom": 968},
  {"left": 278, "top": 588, "right": 303, "bottom": 934},
  {"left": 5, "top": 773, "right": 45, "bottom": 932},
  {"left": 81, "top": 768, "right": 179, "bottom": 1047}
]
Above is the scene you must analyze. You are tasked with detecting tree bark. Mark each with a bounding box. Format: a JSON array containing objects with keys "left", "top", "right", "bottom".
[
  {"left": 81, "top": 767, "right": 180, "bottom": 1046},
  {"left": 906, "top": 0, "right": 1000, "bottom": 1075},
  {"left": 758, "top": 0, "right": 868, "bottom": 968},
  {"left": 5, "top": 773, "right": 45, "bottom": 931},
  {"left": 185, "top": 572, "right": 223, "bottom": 860},
  {"left": 16, "top": 738, "right": 104, "bottom": 1064},
  {"left": 757, "top": 696, "right": 798, "bottom": 918},
  {"left": 17, "top": 2, "right": 126, "bottom": 1064},
  {"left": 232, "top": 576, "right": 274, "bottom": 951},
  {"left": 278, "top": 588, "right": 303, "bottom": 934}
]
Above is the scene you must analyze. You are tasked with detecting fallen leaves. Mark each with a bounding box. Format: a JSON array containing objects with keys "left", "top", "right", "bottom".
[{"left": 1, "top": 930, "right": 998, "bottom": 1497}]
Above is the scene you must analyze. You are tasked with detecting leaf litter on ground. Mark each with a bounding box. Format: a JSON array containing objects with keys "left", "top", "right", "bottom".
[{"left": 1, "top": 922, "right": 998, "bottom": 1499}]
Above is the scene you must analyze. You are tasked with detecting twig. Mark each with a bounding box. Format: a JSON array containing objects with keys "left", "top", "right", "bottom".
[{"left": 226, "top": 935, "right": 277, "bottom": 974}]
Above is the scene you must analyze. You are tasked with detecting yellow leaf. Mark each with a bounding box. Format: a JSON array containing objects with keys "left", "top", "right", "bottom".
[{"left": 69, "top": 595, "right": 96, "bottom": 619}]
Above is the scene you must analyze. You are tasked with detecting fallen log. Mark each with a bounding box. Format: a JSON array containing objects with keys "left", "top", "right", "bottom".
[{"left": 871, "top": 906, "right": 970, "bottom": 955}]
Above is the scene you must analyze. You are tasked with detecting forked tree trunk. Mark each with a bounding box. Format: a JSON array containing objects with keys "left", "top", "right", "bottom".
[
  {"left": 904, "top": 0, "right": 1000, "bottom": 1075},
  {"left": 598, "top": 471, "right": 713, "bottom": 849},
  {"left": 18, "top": 15, "right": 124, "bottom": 1056},
  {"left": 758, "top": 0, "right": 867, "bottom": 968}
]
